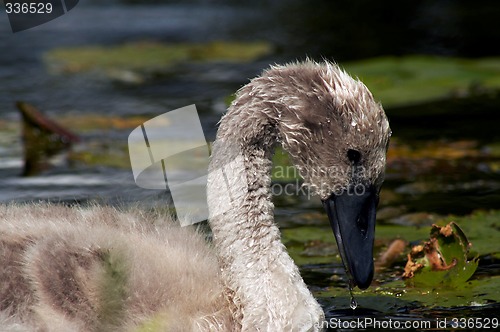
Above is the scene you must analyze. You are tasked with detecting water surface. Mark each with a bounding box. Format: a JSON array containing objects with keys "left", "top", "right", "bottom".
[{"left": 1, "top": 0, "right": 499, "bottom": 329}]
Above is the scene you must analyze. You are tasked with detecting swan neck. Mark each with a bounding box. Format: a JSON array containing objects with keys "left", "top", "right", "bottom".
[{"left": 208, "top": 128, "right": 279, "bottom": 262}]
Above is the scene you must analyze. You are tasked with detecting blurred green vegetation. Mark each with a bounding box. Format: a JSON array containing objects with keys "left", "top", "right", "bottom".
[
  {"left": 44, "top": 41, "right": 272, "bottom": 75},
  {"left": 345, "top": 55, "right": 500, "bottom": 107}
]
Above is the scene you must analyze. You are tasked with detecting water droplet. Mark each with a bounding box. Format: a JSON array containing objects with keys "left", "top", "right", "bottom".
[
  {"left": 351, "top": 120, "right": 357, "bottom": 127},
  {"left": 350, "top": 297, "right": 358, "bottom": 310},
  {"left": 348, "top": 281, "right": 358, "bottom": 310}
]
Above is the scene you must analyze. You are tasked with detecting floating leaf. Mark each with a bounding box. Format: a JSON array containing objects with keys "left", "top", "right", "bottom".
[
  {"left": 403, "top": 222, "right": 479, "bottom": 287},
  {"left": 442, "top": 210, "right": 500, "bottom": 257},
  {"left": 44, "top": 41, "right": 273, "bottom": 75},
  {"left": 345, "top": 55, "right": 500, "bottom": 107}
]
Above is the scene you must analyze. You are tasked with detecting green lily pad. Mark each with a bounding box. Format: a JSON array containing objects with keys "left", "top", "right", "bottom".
[
  {"left": 375, "top": 223, "right": 430, "bottom": 243},
  {"left": 442, "top": 210, "right": 500, "bottom": 257},
  {"left": 69, "top": 148, "right": 130, "bottom": 169},
  {"left": 344, "top": 55, "right": 500, "bottom": 107},
  {"left": 373, "top": 276, "right": 500, "bottom": 308},
  {"left": 402, "top": 222, "right": 479, "bottom": 288},
  {"left": 44, "top": 40, "right": 272, "bottom": 76},
  {"left": 282, "top": 226, "right": 339, "bottom": 266}
]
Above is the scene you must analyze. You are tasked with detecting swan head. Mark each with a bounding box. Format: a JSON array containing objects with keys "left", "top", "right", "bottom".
[{"left": 255, "top": 60, "right": 391, "bottom": 289}]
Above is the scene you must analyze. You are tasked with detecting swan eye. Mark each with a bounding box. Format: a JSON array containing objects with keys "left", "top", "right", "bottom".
[{"left": 347, "top": 149, "right": 361, "bottom": 164}]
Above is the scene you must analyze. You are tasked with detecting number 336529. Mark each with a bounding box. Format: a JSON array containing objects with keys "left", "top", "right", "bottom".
[{"left": 5, "top": 2, "right": 53, "bottom": 14}]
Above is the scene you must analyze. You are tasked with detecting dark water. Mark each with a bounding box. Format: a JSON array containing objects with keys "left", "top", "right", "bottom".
[
  {"left": 2, "top": 0, "right": 500, "bottom": 118},
  {"left": 1, "top": 0, "right": 500, "bottom": 328}
]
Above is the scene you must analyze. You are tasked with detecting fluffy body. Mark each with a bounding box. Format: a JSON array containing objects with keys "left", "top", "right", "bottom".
[
  {"left": 0, "top": 204, "right": 233, "bottom": 331},
  {"left": 1, "top": 60, "right": 390, "bottom": 331}
]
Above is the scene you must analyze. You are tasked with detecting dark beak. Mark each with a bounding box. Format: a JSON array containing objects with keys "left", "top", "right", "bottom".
[{"left": 322, "top": 185, "right": 378, "bottom": 290}]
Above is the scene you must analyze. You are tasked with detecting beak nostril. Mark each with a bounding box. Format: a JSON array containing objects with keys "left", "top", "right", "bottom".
[{"left": 356, "top": 193, "right": 375, "bottom": 238}]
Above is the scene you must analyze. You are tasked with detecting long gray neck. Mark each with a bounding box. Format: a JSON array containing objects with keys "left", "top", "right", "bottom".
[
  {"left": 207, "top": 99, "right": 324, "bottom": 331},
  {"left": 208, "top": 105, "right": 278, "bottom": 268}
]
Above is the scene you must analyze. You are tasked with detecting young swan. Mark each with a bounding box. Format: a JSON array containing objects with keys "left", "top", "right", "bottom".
[{"left": 0, "top": 60, "right": 390, "bottom": 331}]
